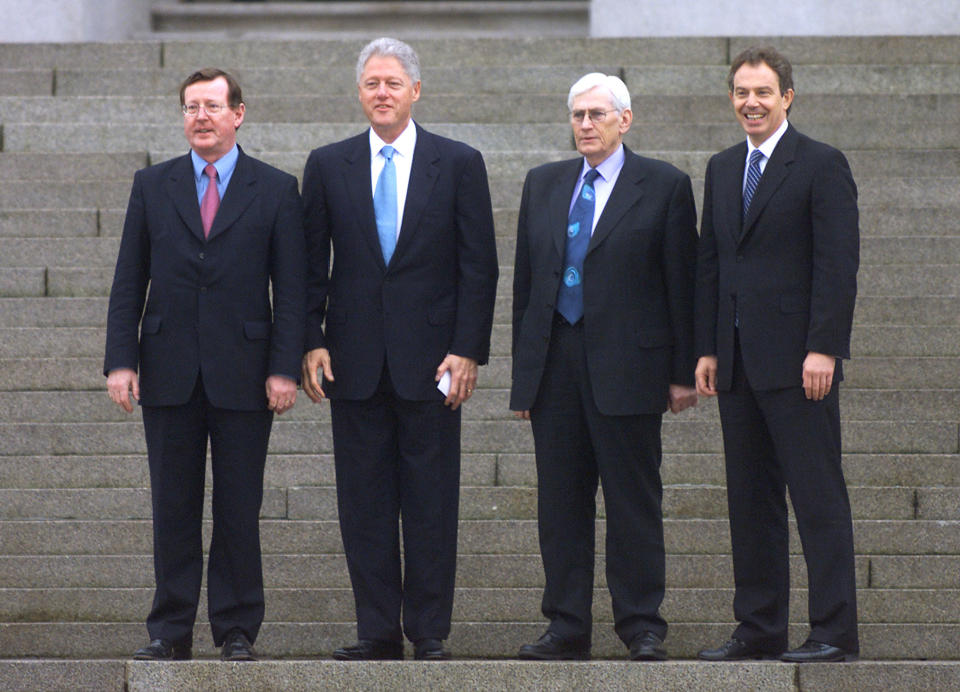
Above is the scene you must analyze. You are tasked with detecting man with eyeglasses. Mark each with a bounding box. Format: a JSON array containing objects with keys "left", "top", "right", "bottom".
[
  {"left": 510, "top": 73, "right": 698, "bottom": 661},
  {"left": 105, "top": 68, "right": 306, "bottom": 661}
]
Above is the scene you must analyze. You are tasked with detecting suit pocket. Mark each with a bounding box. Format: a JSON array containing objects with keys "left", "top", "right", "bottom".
[
  {"left": 779, "top": 292, "right": 810, "bottom": 314},
  {"left": 243, "top": 320, "right": 271, "bottom": 340},
  {"left": 140, "top": 314, "right": 162, "bottom": 335}
]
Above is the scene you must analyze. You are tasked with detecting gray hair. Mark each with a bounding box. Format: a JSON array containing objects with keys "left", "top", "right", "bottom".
[
  {"left": 567, "top": 73, "right": 631, "bottom": 112},
  {"left": 356, "top": 37, "right": 421, "bottom": 85}
]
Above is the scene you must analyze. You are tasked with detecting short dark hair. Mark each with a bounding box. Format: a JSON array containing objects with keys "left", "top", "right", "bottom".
[
  {"left": 727, "top": 46, "right": 794, "bottom": 95},
  {"left": 179, "top": 68, "right": 243, "bottom": 107}
]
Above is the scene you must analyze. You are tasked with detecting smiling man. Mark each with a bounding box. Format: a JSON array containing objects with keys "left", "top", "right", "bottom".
[
  {"left": 105, "top": 68, "right": 305, "bottom": 661},
  {"left": 510, "top": 73, "right": 698, "bottom": 661},
  {"left": 694, "top": 46, "right": 860, "bottom": 663},
  {"left": 300, "top": 38, "right": 498, "bottom": 661}
]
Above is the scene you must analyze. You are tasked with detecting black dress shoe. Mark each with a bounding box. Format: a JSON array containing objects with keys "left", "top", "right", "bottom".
[
  {"left": 414, "top": 638, "right": 450, "bottom": 660},
  {"left": 221, "top": 629, "right": 256, "bottom": 661},
  {"left": 780, "top": 640, "right": 858, "bottom": 663},
  {"left": 333, "top": 639, "right": 404, "bottom": 661},
  {"left": 132, "top": 638, "right": 192, "bottom": 661},
  {"left": 698, "top": 637, "right": 780, "bottom": 661},
  {"left": 628, "top": 631, "right": 667, "bottom": 661},
  {"left": 518, "top": 631, "right": 590, "bottom": 661}
]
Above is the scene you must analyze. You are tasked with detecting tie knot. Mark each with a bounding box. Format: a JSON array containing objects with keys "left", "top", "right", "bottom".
[
  {"left": 204, "top": 163, "right": 218, "bottom": 180},
  {"left": 583, "top": 168, "right": 600, "bottom": 185},
  {"left": 381, "top": 145, "right": 395, "bottom": 161},
  {"left": 749, "top": 149, "right": 764, "bottom": 165}
]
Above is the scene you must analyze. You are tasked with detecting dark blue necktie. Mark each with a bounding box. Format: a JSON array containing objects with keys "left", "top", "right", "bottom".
[
  {"left": 373, "top": 145, "right": 397, "bottom": 264},
  {"left": 742, "top": 148, "right": 764, "bottom": 220},
  {"left": 557, "top": 168, "right": 600, "bottom": 325}
]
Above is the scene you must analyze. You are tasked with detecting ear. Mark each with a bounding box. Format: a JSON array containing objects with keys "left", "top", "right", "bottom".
[{"left": 618, "top": 107, "right": 633, "bottom": 134}]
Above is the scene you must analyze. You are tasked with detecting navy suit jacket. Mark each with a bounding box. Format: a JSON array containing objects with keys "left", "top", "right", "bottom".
[
  {"left": 104, "top": 147, "right": 306, "bottom": 410},
  {"left": 510, "top": 146, "right": 699, "bottom": 416},
  {"left": 695, "top": 123, "right": 860, "bottom": 391},
  {"left": 302, "top": 124, "right": 499, "bottom": 401}
]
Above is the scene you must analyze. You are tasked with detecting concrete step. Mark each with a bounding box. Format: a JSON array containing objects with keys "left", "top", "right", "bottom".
[
  {"left": 2, "top": 518, "right": 958, "bottom": 557},
  {"left": 1, "top": 482, "right": 949, "bottom": 521},
  {"left": 148, "top": 1, "right": 590, "bottom": 39},
  {"left": 41, "top": 64, "right": 960, "bottom": 99},
  {"left": 0, "top": 553, "right": 876, "bottom": 590},
  {"left": 0, "top": 620, "right": 958, "bottom": 660},
  {"left": 5, "top": 386, "right": 960, "bottom": 423},
  {"left": 7, "top": 120, "right": 959, "bottom": 155},
  {"left": 3, "top": 585, "right": 955, "bottom": 625},
  {"left": 1, "top": 660, "right": 959, "bottom": 692},
  {"left": 0, "top": 152, "right": 146, "bottom": 181},
  {"left": 0, "top": 414, "right": 956, "bottom": 456},
  {"left": 0, "top": 209, "right": 102, "bottom": 238},
  {"left": 6, "top": 94, "right": 960, "bottom": 128},
  {"left": 3, "top": 450, "right": 958, "bottom": 493}
]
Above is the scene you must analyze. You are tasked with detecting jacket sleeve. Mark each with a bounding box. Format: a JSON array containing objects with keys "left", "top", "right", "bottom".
[
  {"left": 301, "top": 148, "right": 332, "bottom": 353},
  {"left": 694, "top": 156, "right": 720, "bottom": 358}
]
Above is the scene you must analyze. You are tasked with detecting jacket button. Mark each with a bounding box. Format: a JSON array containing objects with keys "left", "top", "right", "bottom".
[
  {"left": 200, "top": 286, "right": 207, "bottom": 294},
  {"left": 736, "top": 255, "right": 744, "bottom": 262},
  {"left": 199, "top": 252, "right": 205, "bottom": 260}
]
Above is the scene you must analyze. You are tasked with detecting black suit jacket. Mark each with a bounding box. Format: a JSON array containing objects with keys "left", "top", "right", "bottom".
[
  {"left": 694, "top": 124, "right": 860, "bottom": 391},
  {"left": 510, "top": 146, "right": 698, "bottom": 416},
  {"left": 104, "top": 147, "right": 306, "bottom": 410},
  {"left": 302, "top": 124, "right": 499, "bottom": 401}
]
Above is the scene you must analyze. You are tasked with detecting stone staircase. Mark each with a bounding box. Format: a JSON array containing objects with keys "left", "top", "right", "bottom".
[
  {"left": 146, "top": 0, "right": 589, "bottom": 39},
  {"left": 1, "top": 35, "right": 959, "bottom": 690}
]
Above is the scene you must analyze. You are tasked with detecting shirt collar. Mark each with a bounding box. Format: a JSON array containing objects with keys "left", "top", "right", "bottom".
[
  {"left": 581, "top": 143, "right": 625, "bottom": 182},
  {"left": 191, "top": 144, "right": 239, "bottom": 181},
  {"left": 747, "top": 118, "right": 789, "bottom": 162},
  {"left": 369, "top": 120, "right": 417, "bottom": 159}
]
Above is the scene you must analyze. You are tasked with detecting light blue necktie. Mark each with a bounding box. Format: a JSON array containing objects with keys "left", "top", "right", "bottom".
[
  {"left": 557, "top": 168, "right": 600, "bottom": 325},
  {"left": 373, "top": 145, "right": 397, "bottom": 264},
  {"left": 742, "top": 148, "right": 764, "bottom": 220}
]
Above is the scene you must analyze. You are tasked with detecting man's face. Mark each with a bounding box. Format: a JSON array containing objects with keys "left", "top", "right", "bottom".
[
  {"left": 571, "top": 86, "right": 632, "bottom": 168},
  {"left": 358, "top": 55, "right": 421, "bottom": 143},
  {"left": 729, "top": 61, "right": 793, "bottom": 147},
  {"left": 182, "top": 77, "right": 245, "bottom": 162}
]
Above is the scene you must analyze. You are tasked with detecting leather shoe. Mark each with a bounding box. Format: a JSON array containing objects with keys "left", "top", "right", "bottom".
[
  {"left": 518, "top": 631, "right": 590, "bottom": 660},
  {"left": 414, "top": 638, "right": 450, "bottom": 660},
  {"left": 780, "top": 640, "right": 858, "bottom": 662},
  {"left": 698, "top": 637, "right": 780, "bottom": 661},
  {"left": 629, "top": 631, "right": 667, "bottom": 661},
  {"left": 333, "top": 639, "right": 404, "bottom": 661},
  {"left": 221, "top": 629, "right": 256, "bottom": 661},
  {"left": 132, "top": 638, "right": 192, "bottom": 661}
]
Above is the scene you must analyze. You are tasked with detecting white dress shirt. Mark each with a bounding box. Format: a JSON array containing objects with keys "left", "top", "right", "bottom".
[
  {"left": 569, "top": 143, "right": 626, "bottom": 235},
  {"left": 743, "top": 118, "right": 789, "bottom": 190},
  {"left": 369, "top": 120, "right": 417, "bottom": 241}
]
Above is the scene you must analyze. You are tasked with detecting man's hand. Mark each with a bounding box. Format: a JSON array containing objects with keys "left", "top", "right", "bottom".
[
  {"left": 266, "top": 374, "right": 297, "bottom": 414},
  {"left": 802, "top": 351, "right": 836, "bottom": 401},
  {"left": 695, "top": 355, "right": 718, "bottom": 397},
  {"left": 106, "top": 368, "right": 139, "bottom": 413},
  {"left": 436, "top": 354, "right": 478, "bottom": 411},
  {"left": 513, "top": 410, "right": 531, "bottom": 420},
  {"left": 302, "top": 348, "right": 334, "bottom": 403},
  {"left": 668, "top": 384, "right": 698, "bottom": 414}
]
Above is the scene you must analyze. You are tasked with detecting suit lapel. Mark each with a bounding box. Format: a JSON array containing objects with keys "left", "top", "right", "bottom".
[
  {"left": 550, "top": 160, "right": 583, "bottom": 261},
  {"left": 588, "top": 147, "right": 644, "bottom": 253},
  {"left": 207, "top": 146, "right": 257, "bottom": 242},
  {"left": 740, "top": 124, "right": 798, "bottom": 243},
  {"left": 168, "top": 154, "right": 205, "bottom": 242},
  {"left": 394, "top": 124, "right": 440, "bottom": 262},
  {"left": 341, "top": 133, "right": 384, "bottom": 269}
]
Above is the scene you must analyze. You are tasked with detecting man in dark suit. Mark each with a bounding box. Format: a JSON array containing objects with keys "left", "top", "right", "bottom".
[
  {"left": 104, "top": 68, "right": 306, "bottom": 661},
  {"left": 510, "top": 73, "right": 699, "bottom": 661},
  {"left": 694, "top": 46, "right": 859, "bottom": 663},
  {"left": 300, "top": 38, "right": 498, "bottom": 661}
]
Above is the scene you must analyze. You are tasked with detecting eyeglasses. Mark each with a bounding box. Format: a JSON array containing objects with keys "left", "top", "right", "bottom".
[
  {"left": 570, "top": 109, "right": 617, "bottom": 123},
  {"left": 182, "top": 103, "right": 230, "bottom": 117}
]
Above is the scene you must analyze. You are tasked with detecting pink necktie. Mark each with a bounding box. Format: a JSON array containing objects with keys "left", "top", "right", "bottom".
[{"left": 200, "top": 163, "right": 219, "bottom": 238}]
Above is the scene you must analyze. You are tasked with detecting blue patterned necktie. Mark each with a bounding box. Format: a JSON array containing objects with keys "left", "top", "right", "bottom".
[
  {"left": 373, "top": 145, "right": 397, "bottom": 264},
  {"left": 557, "top": 168, "right": 600, "bottom": 325},
  {"left": 742, "top": 148, "right": 764, "bottom": 220}
]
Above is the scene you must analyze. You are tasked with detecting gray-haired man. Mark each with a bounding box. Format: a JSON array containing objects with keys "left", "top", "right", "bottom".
[{"left": 301, "top": 38, "right": 499, "bottom": 661}]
